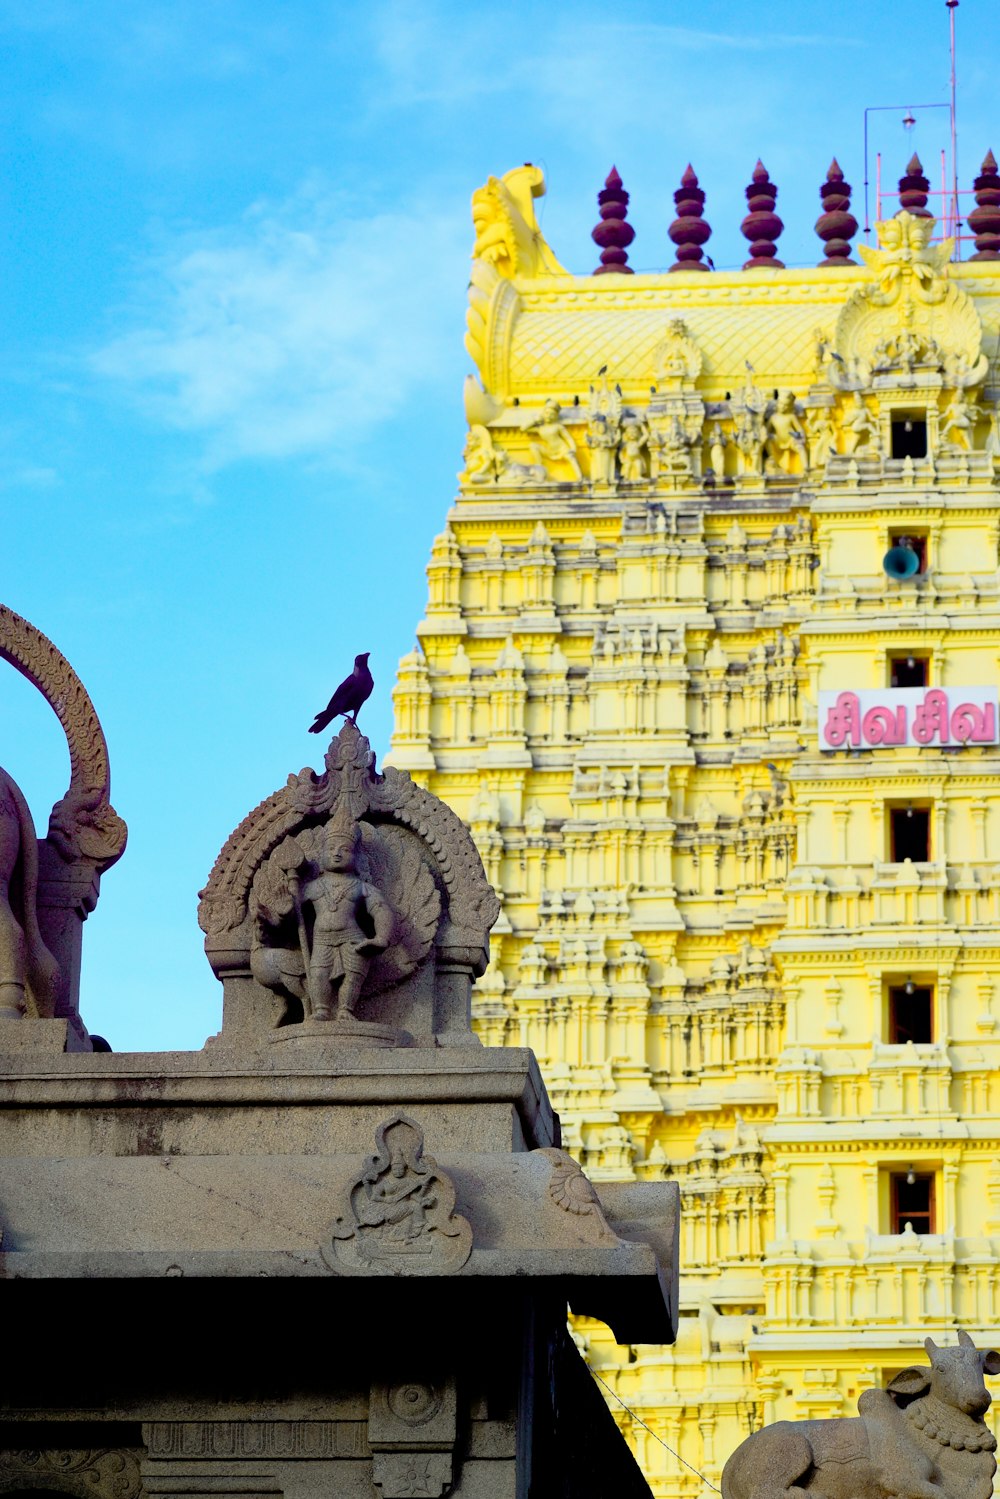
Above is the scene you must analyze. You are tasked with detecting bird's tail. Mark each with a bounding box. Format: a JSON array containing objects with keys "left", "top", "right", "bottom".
[{"left": 308, "top": 711, "right": 333, "bottom": 735}]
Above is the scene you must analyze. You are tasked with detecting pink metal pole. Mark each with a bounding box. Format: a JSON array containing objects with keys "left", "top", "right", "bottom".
[
  {"left": 876, "top": 152, "right": 882, "bottom": 221},
  {"left": 948, "top": 0, "right": 960, "bottom": 258},
  {"left": 941, "top": 150, "right": 949, "bottom": 234}
]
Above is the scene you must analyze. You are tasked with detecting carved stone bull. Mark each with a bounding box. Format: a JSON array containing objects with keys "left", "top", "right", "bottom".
[{"left": 721, "top": 1332, "right": 1000, "bottom": 1499}]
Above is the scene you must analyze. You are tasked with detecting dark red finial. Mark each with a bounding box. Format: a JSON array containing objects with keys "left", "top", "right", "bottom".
[
  {"left": 815, "top": 157, "right": 858, "bottom": 266},
  {"left": 668, "top": 163, "right": 711, "bottom": 272},
  {"left": 740, "top": 160, "right": 784, "bottom": 269},
  {"left": 591, "top": 165, "right": 635, "bottom": 275},
  {"left": 969, "top": 149, "right": 1000, "bottom": 260},
  {"left": 898, "top": 152, "right": 931, "bottom": 216}
]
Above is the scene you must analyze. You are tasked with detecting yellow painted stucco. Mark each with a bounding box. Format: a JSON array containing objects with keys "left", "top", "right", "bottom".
[{"left": 389, "top": 166, "right": 1000, "bottom": 1496}]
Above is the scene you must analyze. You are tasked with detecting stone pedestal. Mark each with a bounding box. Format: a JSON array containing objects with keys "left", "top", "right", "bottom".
[{"left": 0, "top": 1041, "right": 677, "bottom": 1499}]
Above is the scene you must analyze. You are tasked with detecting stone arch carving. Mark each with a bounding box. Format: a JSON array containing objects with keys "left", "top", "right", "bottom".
[
  {"left": 0, "top": 604, "right": 126, "bottom": 871},
  {"left": 198, "top": 722, "right": 500, "bottom": 1045}
]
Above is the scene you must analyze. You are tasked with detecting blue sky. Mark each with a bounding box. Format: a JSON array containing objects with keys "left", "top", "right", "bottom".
[{"left": 2, "top": 0, "right": 997, "bottom": 1050}]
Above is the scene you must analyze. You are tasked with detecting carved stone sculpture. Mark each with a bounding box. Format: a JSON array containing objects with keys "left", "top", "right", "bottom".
[
  {"left": 721, "top": 1331, "right": 999, "bottom": 1499},
  {"left": 940, "top": 390, "right": 976, "bottom": 451},
  {"left": 200, "top": 721, "right": 500, "bottom": 1047},
  {"left": 842, "top": 391, "right": 879, "bottom": 456},
  {"left": 618, "top": 416, "right": 650, "bottom": 481},
  {"left": 765, "top": 392, "right": 807, "bottom": 475},
  {"left": 527, "top": 398, "right": 583, "bottom": 480},
  {"left": 0, "top": 768, "right": 60, "bottom": 1019},
  {"left": 324, "top": 1115, "right": 473, "bottom": 1275},
  {"left": 587, "top": 373, "right": 622, "bottom": 483},
  {"left": 0, "top": 604, "right": 125, "bottom": 1044}
]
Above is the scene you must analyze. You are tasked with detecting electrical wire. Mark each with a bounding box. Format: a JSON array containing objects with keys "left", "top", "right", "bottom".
[{"left": 589, "top": 1367, "right": 723, "bottom": 1493}]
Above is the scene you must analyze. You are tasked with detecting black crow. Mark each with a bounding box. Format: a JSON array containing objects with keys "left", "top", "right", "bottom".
[{"left": 309, "top": 653, "right": 373, "bottom": 734}]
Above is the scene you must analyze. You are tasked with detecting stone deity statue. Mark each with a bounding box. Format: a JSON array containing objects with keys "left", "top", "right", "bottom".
[
  {"left": 842, "top": 391, "right": 879, "bottom": 456},
  {"left": 0, "top": 767, "right": 59, "bottom": 1020},
  {"left": 940, "top": 391, "right": 975, "bottom": 451},
  {"left": 765, "top": 392, "right": 807, "bottom": 475},
  {"left": 806, "top": 408, "right": 838, "bottom": 469},
  {"left": 293, "top": 819, "right": 395, "bottom": 1022},
  {"left": 618, "top": 417, "right": 649, "bottom": 481},
  {"left": 528, "top": 399, "right": 583, "bottom": 480}
]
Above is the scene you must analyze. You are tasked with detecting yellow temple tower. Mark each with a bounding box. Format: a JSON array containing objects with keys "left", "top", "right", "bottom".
[{"left": 388, "top": 154, "right": 1000, "bottom": 1494}]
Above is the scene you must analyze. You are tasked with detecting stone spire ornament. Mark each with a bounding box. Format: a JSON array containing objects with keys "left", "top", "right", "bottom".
[
  {"left": 668, "top": 164, "right": 711, "bottom": 271},
  {"left": 740, "top": 160, "right": 784, "bottom": 268},
  {"left": 591, "top": 166, "right": 634, "bottom": 275},
  {"left": 898, "top": 152, "right": 931, "bottom": 216},
  {"left": 969, "top": 149, "right": 1000, "bottom": 260},
  {"left": 815, "top": 158, "right": 858, "bottom": 265}
]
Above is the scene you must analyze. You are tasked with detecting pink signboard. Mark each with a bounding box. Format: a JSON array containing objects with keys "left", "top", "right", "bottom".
[{"left": 819, "top": 688, "right": 999, "bottom": 749}]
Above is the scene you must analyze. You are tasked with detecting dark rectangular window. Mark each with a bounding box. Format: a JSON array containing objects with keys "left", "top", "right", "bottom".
[
  {"left": 891, "top": 419, "right": 928, "bottom": 460},
  {"left": 888, "top": 985, "right": 933, "bottom": 1044},
  {"left": 888, "top": 531, "right": 927, "bottom": 573},
  {"left": 889, "top": 806, "right": 930, "bottom": 862},
  {"left": 890, "top": 655, "right": 928, "bottom": 688},
  {"left": 891, "top": 1172, "right": 935, "bottom": 1234}
]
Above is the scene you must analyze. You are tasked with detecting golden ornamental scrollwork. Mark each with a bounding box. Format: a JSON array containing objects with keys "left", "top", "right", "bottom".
[
  {"left": 0, "top": 604, "right": 126, "bottom": 870},
  {"left": 835, "top": 212, "right": 985, "bottom": 381}
]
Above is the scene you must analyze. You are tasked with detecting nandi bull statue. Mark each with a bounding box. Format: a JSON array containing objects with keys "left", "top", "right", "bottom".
[{"left": 722, "top": 1331, "right": 1000, "bottom": 1499}]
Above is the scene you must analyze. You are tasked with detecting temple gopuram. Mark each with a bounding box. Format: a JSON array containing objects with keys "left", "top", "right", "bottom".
[{"left": 388, "top": 154, "right": 1000, "bottom": 1492}]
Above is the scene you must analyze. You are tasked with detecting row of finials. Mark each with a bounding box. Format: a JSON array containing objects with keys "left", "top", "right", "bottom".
[{"left": 590, "top": 151, "right": 1000, "bottom": 272}]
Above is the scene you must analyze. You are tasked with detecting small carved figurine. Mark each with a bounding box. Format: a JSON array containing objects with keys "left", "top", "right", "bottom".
[
  {"left": 765, "top": 392, "right": 807, "bottom": 475},
  {"left": 527, "top": 399, "right": 583, "bottom": 480},
  {"left": 296, "top": 816, "right": 395, "bottom": 1021},
  {"left": 708, "top": 421, "right": 728, "bottom": 480},
  {"left": 806, "top": 408, "right": 838, "bottom": 469},
  {"left": 734, "top": 409, "right": 765, "bottom": 475},
  {"left": 586, "top": 372, "right": 622, "bottom": 483},
  {"left": 940, "top": 390, "right": 976, "bottom": 451},
  {"left": 842, "top": 391, "right": 879, "bottom": 456},
  {"left": 618, "top": 416, "right": 650, "bottom": 481}
]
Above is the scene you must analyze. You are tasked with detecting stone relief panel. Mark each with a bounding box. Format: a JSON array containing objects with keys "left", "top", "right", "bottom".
[
  {"left": 369, "top": 1377, "right": 457, "bottom": 1499},
  {"left": 323, "top": 1116, "right": 473, "bottom": 1276},
  {"left": 0, "top": 1448, "right": 143, "bottom": 1499}
]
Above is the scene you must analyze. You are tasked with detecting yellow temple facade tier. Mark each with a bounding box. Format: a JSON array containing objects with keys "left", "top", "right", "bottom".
[{"left": 390, "top": 167, "right": 1000, "bottom": 1498}]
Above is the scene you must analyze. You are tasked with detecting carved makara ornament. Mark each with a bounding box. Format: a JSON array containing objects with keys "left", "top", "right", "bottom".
[{"left": 325, "top": 1116, "right": 473, "bottom": 1276}]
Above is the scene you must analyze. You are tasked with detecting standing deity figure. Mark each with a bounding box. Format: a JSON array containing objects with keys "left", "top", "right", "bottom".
[
  {"left": 294, "top": 819, "right": 395, "bottom": 1022},
  {"left": 841, "top": 391, "right": 879, "bottom": 455},
  {"left": 0, "top": 768, "right": 59, "bottom": 1020},
  {"left": 806, "top": 408, "right": 838, "bottom": 469},
  {"left": 734, "top": 409, "right": 764, "bottom": 475},
  {"left": 618, "top": 416, "right": 650, "bottom": 481},
  {"left": 765, "top": 392, "right": 807, "bottom": 475},
  {"left": 586, "top": 372, "right": 622, "bottom": 483},
  {"left": 940, "top": 390, "right": 976, "bottom": 451},
  {"left": 708, "top": 422, "right": 728, "bottom": 480},
  {"left": 527, "top": 399, "right": 583, "bottom": 480}
]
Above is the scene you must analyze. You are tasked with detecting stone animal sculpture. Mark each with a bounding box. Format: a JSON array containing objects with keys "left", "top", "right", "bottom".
[
  {"left": 0, "top": 766, "right": 60, "bottom": 1018},
  {"left": 722, "top": 1331, "right": 999, "bottom": 1499},
  {"left": 309, "top": 653, "right": 373, "bottom": 734}
]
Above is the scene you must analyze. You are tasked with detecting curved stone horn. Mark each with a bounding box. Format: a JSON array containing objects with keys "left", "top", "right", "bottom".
[
  {"left": 924, "top": 1336, "right": 939, "bottom": 1355},
  {"left": 958, "top": 1328, "right": 976, "bottom": 1348}
]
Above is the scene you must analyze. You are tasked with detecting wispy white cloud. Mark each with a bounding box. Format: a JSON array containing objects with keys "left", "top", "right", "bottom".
[
  {"left": 367, "top": 3, "right": 860, "bottom": 112},
  {"left": 92, "top": 179, "right": 468, "bottom": 469}
]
